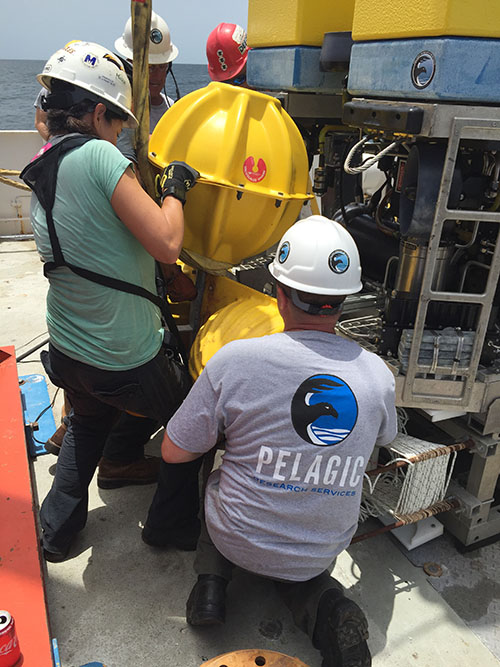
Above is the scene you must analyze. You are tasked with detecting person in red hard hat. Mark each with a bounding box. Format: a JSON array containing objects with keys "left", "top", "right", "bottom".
[{"left": 206, "top": 23, "right": 249, "bottom": 86}]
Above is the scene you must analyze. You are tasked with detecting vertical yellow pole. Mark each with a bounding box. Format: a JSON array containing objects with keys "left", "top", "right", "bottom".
[{"left": 131, "top": 0, "right": 156, "bottom": 198}]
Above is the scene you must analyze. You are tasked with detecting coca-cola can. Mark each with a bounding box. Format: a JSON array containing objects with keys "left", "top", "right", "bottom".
[{"left": 0, "top": 611, "right": 21, "bottom": 667}]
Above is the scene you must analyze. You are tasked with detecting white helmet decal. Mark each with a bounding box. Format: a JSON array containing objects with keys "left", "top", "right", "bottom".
[
  {"left": 82, "top": 52, "right": 99, "bottom": 68},
  {"left": 328, "top": 250, "right": 350, "bottom": 274}
]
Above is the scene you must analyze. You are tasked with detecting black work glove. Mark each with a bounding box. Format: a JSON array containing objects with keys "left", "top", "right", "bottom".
[{"left": 157, "top": 161, "right": 199, "bottom": 205}]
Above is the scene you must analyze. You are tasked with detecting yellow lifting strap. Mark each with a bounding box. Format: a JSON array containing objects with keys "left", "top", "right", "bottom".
[{"left": 130, "top": 0, "right": 156, "bottom": 198}]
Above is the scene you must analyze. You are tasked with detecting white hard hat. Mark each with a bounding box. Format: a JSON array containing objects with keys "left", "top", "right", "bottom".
[
  {"left": 115, "top": 11, "right": 179, "bottom": 64},
  {"left": 37, "top": 41, "right": 138, "bottom": 128},
  {"left": 269, "top": 215, "right": 363, "bottom": 296}
]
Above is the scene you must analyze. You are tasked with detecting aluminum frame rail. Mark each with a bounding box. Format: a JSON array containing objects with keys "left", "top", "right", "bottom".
[{"left": 402, "top": 117, "right": 500, "bottom": 409}]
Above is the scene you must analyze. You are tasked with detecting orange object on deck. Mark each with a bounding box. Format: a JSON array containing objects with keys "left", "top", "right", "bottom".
[
  {"left": 201, "top": 649, "right": 309, "bottom": 666},
  {"left": 0, "top": 346, "right": 53, "bottom": 666}
]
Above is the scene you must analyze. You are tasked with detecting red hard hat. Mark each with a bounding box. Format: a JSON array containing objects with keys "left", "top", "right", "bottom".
[{"left": 206, "top": 23, "right": 249, "bottom": 82}]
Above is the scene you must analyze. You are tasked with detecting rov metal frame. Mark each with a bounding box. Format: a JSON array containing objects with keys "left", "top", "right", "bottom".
[
  {"left": 340, "top": 103, "right": 500, "bottom": 546},
  {"left": 402, "top": 117, "right": 500, "bottom": 409}
]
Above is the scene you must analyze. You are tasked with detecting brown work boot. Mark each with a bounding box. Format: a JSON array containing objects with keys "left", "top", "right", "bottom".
[
  {"left": 97, "top": 456, "right": 161, "bottom": 489},
  {"left": 45, "top": 422, "right": 67, "bottom": 456}
]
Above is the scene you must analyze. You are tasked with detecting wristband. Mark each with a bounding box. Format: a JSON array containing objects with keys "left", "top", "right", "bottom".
[{"left": 161, "top": 183, "right": 186, "bottom": 205}]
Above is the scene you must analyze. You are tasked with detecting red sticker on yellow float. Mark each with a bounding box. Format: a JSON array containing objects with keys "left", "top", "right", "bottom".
[{"left": 243, "top": 156, "right": 267, "bottom": 183}]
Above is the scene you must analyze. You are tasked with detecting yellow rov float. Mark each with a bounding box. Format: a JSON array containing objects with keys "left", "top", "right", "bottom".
[{"left": 149, "top": 81, "right": 313, "bottom": 377}]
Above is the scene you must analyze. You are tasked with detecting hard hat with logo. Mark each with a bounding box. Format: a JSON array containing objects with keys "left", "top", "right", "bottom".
[
  {"left": 269, "top": 215, "right": 363, "bottom": 297},
  {"left": 115, "top": 11, "right": 179, "bottom": 64},
  {"left": 38, "top": 41, "right": 138, "bottom": 127},
  {"left": 206, "top": 23, "right": 249, "bottom": 82}
]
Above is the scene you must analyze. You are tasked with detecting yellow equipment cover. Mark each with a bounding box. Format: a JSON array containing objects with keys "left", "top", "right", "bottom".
[
  {"left": 352, "top": 0, "right": 500, "bottom": 40},
  {"left": 189, "top": 293, "right": 282, "bottom": 378},
  {"left": 149, "top": 82, "right": 312, "bottom": 267},
  {"left": 248, "top": 0, "right": 355, "bottom": 47}
]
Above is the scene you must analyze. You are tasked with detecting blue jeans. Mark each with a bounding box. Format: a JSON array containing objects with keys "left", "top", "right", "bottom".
[{"left": 40, "top": 344, "right": 196, "bottom": 554}]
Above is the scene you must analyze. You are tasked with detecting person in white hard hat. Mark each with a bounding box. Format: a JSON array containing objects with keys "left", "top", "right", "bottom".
[
  {"left": 114, "top": 10, "right": 180, "bottom": 136},
  {"left": 113, "top": 10, "right": 196, "bottom": 302},
  {"left": 21, "top": 40, "right": 200, "bottom": 563},
  {"left": 146, "top": 216, "right": 397, "bottom": 667}
]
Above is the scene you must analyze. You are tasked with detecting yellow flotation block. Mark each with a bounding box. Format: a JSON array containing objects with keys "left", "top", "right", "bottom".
[
  {"left": 189, "top": 285, "right": 282, "bottom": 379},
  {"left": 149, "top": 82, "right": 312, "bottom": 268},
  {"left": 248, "top": 0, "right": 355, "bottom": 48},
  {"left": 352, "top": 0, "right": 500, "bottom": 40}
]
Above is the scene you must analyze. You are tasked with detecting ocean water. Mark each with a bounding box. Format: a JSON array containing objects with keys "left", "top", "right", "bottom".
[{"left": 0, "top": 59, "right": 211, "bottom": 130}]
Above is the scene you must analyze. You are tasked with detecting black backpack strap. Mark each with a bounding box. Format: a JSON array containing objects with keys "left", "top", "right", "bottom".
[{"left": 21, "top": 135, "right": 95, "bottom": 265}]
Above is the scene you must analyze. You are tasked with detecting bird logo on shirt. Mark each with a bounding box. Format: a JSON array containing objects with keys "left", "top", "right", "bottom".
[{"left": 291, "top": 374, "right": 358, "bottom": 446}]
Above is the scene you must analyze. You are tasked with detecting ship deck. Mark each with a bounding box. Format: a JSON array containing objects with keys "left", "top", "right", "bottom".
[{"left": 1, "top": 238, "right": 499, "bottom": 667}]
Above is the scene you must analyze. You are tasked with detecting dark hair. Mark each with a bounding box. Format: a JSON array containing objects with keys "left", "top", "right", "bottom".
[{"left": 45, "top": 79, "right": 123, "bottom": 136}]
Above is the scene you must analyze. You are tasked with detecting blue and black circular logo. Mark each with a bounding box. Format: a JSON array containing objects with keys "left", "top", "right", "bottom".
[
  {"left": 411, "top": 51, "right": 435, "bottom": 89},
  {"left": 150, "top": 28, "right": 163, "bottom": 45},
  {"left": 291, "top": 374, "right": 358, "bottom": 446},
  {"left": 328, "top": 250, "right": 349, "bottom": 274},
  {"left": 278, "top": 241, "right": 290, "bottom": 264}
]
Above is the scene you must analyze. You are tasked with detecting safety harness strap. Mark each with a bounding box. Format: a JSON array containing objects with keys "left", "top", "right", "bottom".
[{"left": 21, "top": 134, "right": 188, "bottom": 365}]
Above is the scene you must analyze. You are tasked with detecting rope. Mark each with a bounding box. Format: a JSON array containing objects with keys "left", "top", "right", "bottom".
[
  {"left": 0, "top": 169, "right": 31, "bottom": 191},
  {"left": 360, "top": 430, "right": 461, "bottom": 522},
  {"left": 131, "top": 0, "right": 157, "bottom": 200},
  {"left": 344, "top": 135, "right": 401, "bottom": 175}
]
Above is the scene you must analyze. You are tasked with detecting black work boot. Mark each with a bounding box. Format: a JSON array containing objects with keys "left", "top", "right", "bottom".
[
  {"left": 186, "top": 574, "right": 228, "bottom": 626},
  {"left": 313, "top": 589, "right": 371, "bottom": 667},
  {"left": 141, "top": 519, "right": 200, "bottom": 551}
]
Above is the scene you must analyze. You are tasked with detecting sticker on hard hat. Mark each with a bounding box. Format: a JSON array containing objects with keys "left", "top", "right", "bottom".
[
  {"left": 150, "top": 28, "right": 163, "bottom": 44},
  {"left": 411, "top": 51, "right": 435, "bottom": 89},
  {"left": 243, "top": 156, "right": 267, "bottom": 183},
  {"left": 104, "top": 53, "right": 123, "bottom": 69},
  {"left": 216, "top": 49, "right": 228, "bottom": 71},
  {"left": 291, "top": 374, "right": 358, "bottom": 446},
  {"left": 232, "top": 25, "right": 246, "bottom": 46},
  {"left": 278, "top": 241, "right": 290, "bottom": 263},
  {"left": 328, "top": 250, "right": 350, "bottom": 274},
  {"left": 83, "top": 53, "right": 99, "bottom": 68}
]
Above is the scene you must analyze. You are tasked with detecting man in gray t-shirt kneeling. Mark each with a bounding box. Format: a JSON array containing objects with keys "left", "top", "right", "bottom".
[{"left": 155, "top": 215, "right": 397, "bottom": 667}]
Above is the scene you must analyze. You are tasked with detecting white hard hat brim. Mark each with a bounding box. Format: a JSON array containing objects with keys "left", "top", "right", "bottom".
[
  {"left": 37, "top": 72, "right": 138, "bottom": 129},
  {"left": 269, "top": 262, "right": 362, "bottom": 295},
  {"left": 114, "top": 36, "right": 178, "bottom": 64}
]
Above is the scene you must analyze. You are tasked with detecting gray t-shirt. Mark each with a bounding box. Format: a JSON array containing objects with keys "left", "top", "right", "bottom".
[
  {"left": 116, "top": 91, "right": 174, "bottom": 163},
  {"left": 167, "top": 330, "right": 397, "bottom": 582}
]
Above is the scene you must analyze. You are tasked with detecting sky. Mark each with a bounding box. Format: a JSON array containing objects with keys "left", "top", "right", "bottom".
[{"left": 0, "top": 0, "right": 249, "bottom": 63}]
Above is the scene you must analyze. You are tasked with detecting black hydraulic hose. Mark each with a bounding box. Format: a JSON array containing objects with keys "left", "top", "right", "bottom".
[
  {"left": 339, "top": 140, "right": 352, "bottom": 225},
  {"left": 168, "top": 67, "right": 181, "bottom": 102}
]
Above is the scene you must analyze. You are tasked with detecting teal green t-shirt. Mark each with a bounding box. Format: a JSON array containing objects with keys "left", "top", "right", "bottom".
[{"left": 31, "top": 137, "right": 163, "bottom": 370}]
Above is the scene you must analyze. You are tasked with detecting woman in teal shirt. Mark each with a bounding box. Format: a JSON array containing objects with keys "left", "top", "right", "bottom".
[{"left": 23, "top": 41, "right": 201, "bottom": 562}]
